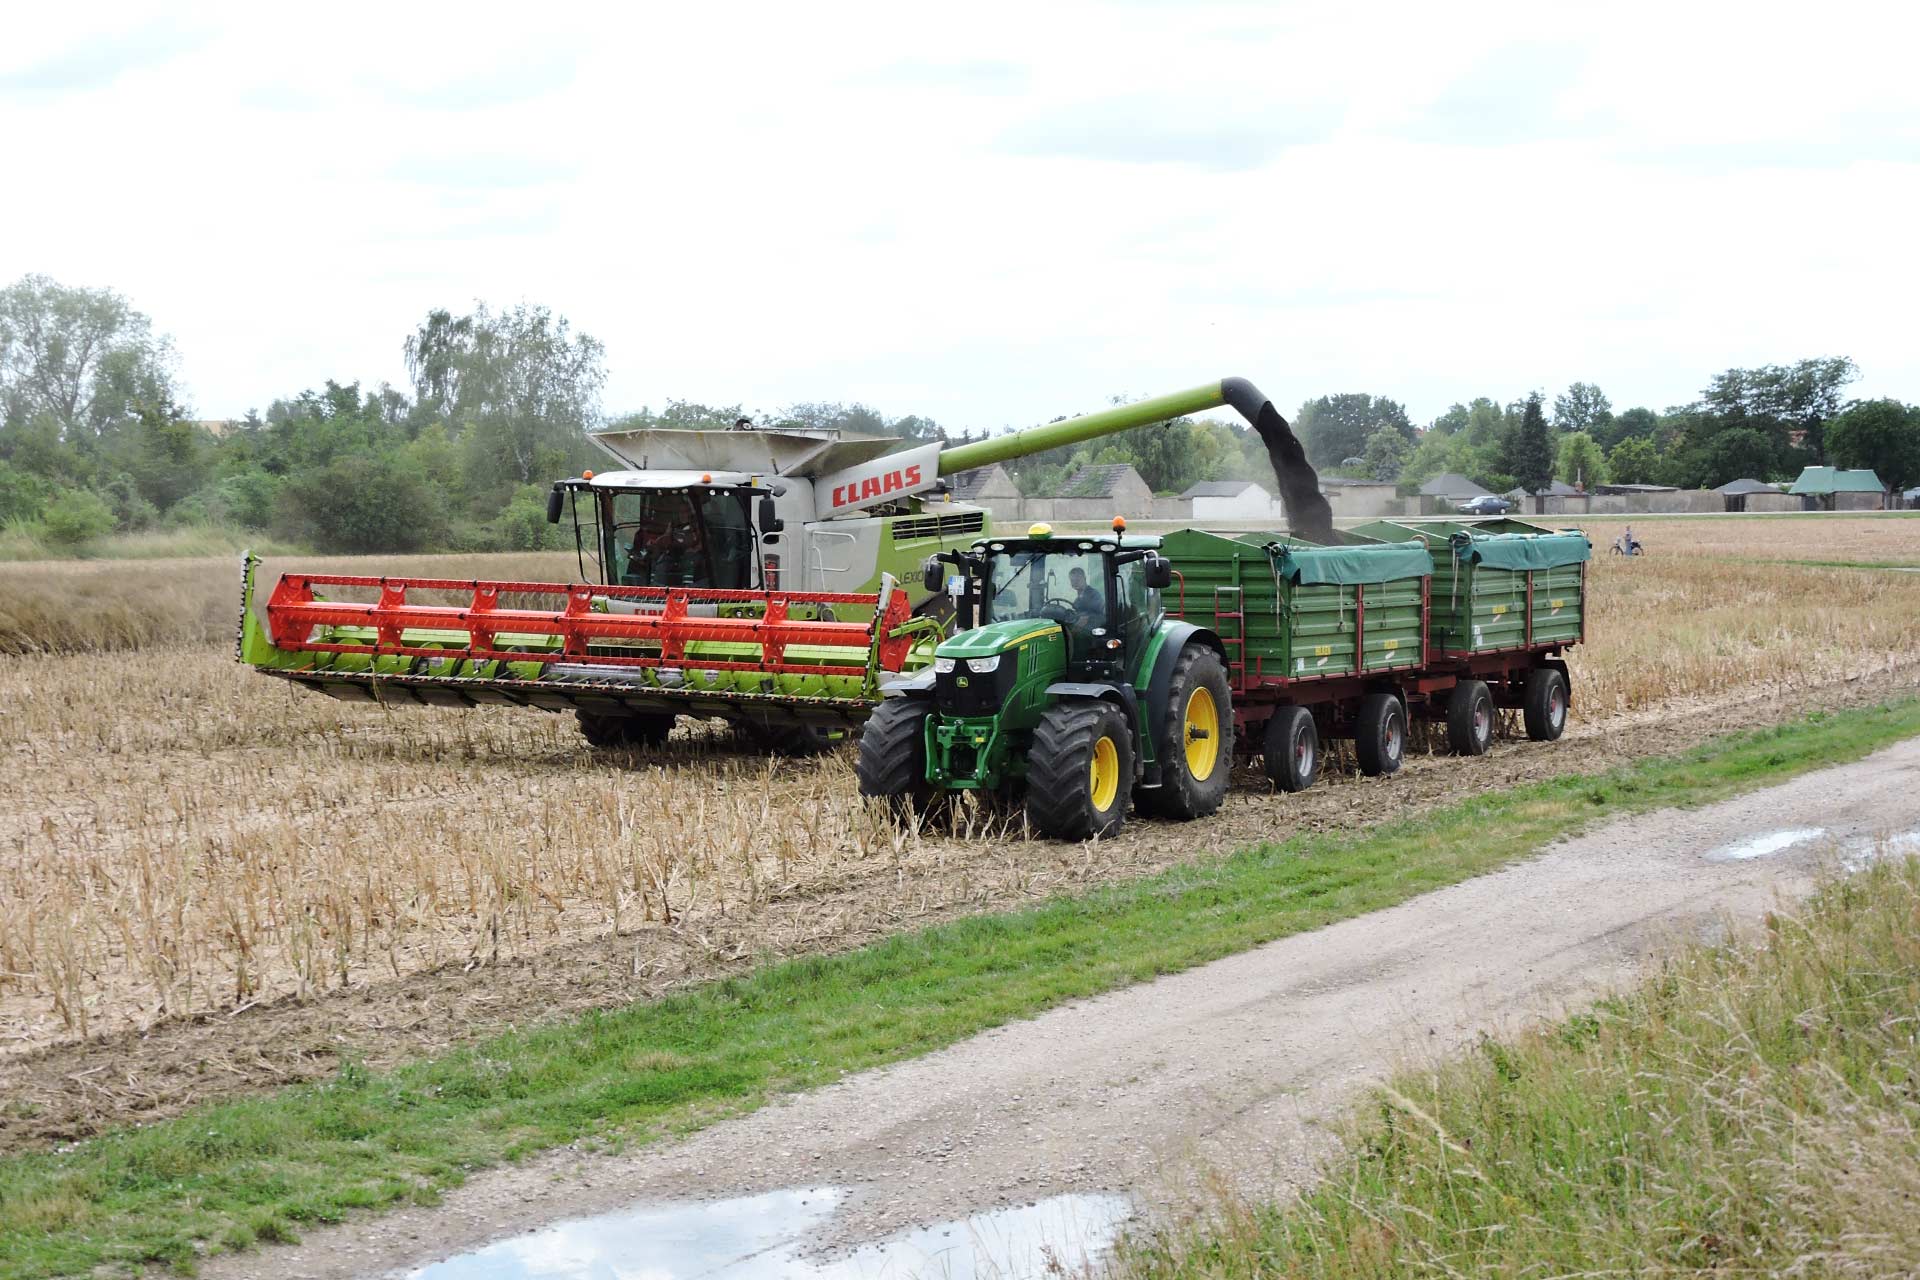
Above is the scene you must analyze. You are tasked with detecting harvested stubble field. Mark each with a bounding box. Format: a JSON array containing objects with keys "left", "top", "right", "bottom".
[{"left": 3, "top": 518, "right": 1919, "bottom": 1147}]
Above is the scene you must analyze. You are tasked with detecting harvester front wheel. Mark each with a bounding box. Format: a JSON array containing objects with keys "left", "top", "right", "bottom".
[
  {"left": 576, "top": 710, "right": 676, "bottom": 750},
  {"left": 1027, "top": 701, "right": 1133, "bottom": 840},
  {"left": 856, "top": 699, "right": 944, "bottom": 821},
  {"left": 1445, "top": 680, "right": 1494, "bottom": 756},
  {"left": 1262, "top": 705, "right": 1319, "bottom": 793},
  {"left": 1522, "top": 668, "right": 1569, "bottom": 742},
  {"left": 1354, "top": 691, "right": 1406, "bottom": 777},
  {"left": 1138, "top": 646, "right": 1233, "bottom": 820}
]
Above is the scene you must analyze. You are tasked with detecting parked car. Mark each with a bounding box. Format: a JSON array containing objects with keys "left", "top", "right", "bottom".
[{"left": 1456, "top": 495, "right": 1513, "bottom": 515}]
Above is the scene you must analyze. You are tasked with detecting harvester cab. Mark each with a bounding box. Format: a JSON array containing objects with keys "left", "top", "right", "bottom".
[{"left": 856, "top": 521, "right": 1233, "bottom": 840}]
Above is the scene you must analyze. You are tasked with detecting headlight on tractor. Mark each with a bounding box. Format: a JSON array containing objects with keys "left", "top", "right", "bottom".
[
  {"left": 934, "top": 656, "right": 956, "bottom": 674},
  {"left": 966, "top": 654, "right": 1000, "bottom": 673}
]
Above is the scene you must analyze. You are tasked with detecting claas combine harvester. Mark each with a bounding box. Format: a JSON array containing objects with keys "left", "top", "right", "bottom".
[{"left": 237, "top": 378, "right": 1323, "bottom": 754}]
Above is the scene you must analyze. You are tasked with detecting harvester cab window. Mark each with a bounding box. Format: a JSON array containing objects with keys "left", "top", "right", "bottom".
[{"left": 607, "top": 489, "right": 755, "bottom": 590}]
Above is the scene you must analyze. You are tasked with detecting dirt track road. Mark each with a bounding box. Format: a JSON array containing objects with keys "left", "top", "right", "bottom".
[{"left": 203, "top": 733, "right": 1920, "bottom": 1279}]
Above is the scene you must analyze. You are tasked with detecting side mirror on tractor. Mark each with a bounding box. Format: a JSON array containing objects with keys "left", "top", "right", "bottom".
[
  {"left": 545, "top": 485, "right": 565, "bottom": 524},
  {"left": 758, "top": 494, "right": 784, "bottom": 535},
  {"left": 1144, "top": 554, "right": 1173, "bottom": 590},
  {"left": 922, "top": 556, "right": 946, "bottom": 594}
]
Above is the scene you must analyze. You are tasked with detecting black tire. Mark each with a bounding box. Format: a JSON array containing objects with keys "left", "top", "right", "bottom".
[
  {"left": 1354, "top": 691, "right": 1406, "bottom": 777},
  {"left": 1523, "top": 667, "right": 1569, "bottom": 742},
  {"left": 1137, "top": 645, "right": 1233, "bottom": 820},
  {"left": 855, "top": 699, "right": 942, "bottom": 818},
  {"left": 1026, "top": 701, "right": 1133, "bottom": 840},
  {"left": 1262, "top": 705, "right": 1320, "bottom": 792},
  {"left": 576, "top": 710, "right": 675, "bottom": 749},
  {"left": 1445, "top": 680, "right": 1494, "bottom": 756}
]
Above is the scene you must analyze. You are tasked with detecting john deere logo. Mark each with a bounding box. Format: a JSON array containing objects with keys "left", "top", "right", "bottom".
[{"left": 957, "top": 676, "right": 970, "bottom": 687}]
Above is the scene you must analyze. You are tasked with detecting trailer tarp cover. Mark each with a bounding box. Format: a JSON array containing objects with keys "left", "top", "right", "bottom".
[
  {"left": 1269, "top": 542, "right": 1433, "bottom": 586},
  {"left": 1450, "top": 531, "right": 1591, "bottom": 570}
]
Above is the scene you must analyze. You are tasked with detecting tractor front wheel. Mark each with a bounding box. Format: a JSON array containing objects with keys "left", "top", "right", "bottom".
[
  {"left": 1138, "top": 645, "right": 1233, "bottom": 820},
  {"left": 855, "top": 699, "right": 944, "bottom": 820},
  {"left": 1027, "top": 701, "right": 1133, "bottom": 840},
  {"left": 577, "top": 710, "right": 676, "bottom": 749}
]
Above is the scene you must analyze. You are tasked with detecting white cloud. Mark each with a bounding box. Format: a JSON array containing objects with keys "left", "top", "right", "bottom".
[{"left": 2, "top": 0, "right": 1915, "bottom": 428}]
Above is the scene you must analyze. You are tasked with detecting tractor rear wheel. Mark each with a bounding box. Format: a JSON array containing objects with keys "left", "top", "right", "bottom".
[
  {"left": 1522, "top": 668, "right": 1569, "bottom": 741},
  {"left": 1138, "top": 645, "right": 1233, "bottom": 820},
  {"left": 1262, "top": 705, "right": 1320, "bottom": 792},
  {"left": 1027, "top": 701, "right": 1133, "bottom": 840},
  {"left": 855, "top": 699, "right": 943, "bottom": 820},
  {"left": 576, "top": 710, "right": 675, "bottom": 749},
  {"left": 1445, "top": 680, "right": 1494, "bottom": 755},
  {"left": 1354, "top": 691, "right": 1406, "bottom": 777}
]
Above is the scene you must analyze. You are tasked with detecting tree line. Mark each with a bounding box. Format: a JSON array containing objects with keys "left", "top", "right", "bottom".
[
  {"left": 1291, "top": 363, "right": 1920, "bottom": 500},
  {"left": 4, "top": 273, "right": 1916, "bottom": 558}
]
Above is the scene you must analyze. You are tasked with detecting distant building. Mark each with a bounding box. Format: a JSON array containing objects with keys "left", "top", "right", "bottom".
[
  {"left": 1503, "top": 480, "right": 1583, "bottom": 516},
  {"left": 1319, "top": 476, "right": 1402, "bottom": 519},
  {"left": 1179, "top": 479, "right": 1285, "bottom": 522},
  {"left": 1789, "top": 466, "right": 1885, "bottom": 511},
  {"left": 1419, "top": 472, "right": 1492, "bottom": 501},
  {"left": 942, "top": 464, "right": 1023, "bottom": 521},
  {"left": 1025, "top": 463, "right": 1156, "bottom": 524},
  {"left": 1714, "top": 477, "right": 1789, "bottom": 513}
]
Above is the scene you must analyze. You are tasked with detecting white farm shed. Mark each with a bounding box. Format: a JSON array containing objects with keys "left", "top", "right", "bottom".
[{"left": 1180, "top": 479, "right": 1285, "bottom": 521}]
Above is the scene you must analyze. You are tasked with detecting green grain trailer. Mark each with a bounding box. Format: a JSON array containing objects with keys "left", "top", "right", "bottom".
[
  {"left": 1156, "top": 527, "right": 1436, "bottom": 791},
  {"left": 1352, "top": 518, "right": 1591, "bottom": 752}
]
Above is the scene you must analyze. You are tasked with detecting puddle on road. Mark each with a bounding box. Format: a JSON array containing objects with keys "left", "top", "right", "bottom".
[
  {"left": 1702, "top": 827, "right": 1827, "bottom": 862},
  {"left": 408, "top": 1186, "right": 1133, "bottom": 1280},
  {"left": 1841, "top": 829, "right": 1920, "bottom": 873}
]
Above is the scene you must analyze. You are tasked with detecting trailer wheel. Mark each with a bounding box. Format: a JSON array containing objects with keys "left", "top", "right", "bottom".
[
  {"left": 1354, "top": 691, "right": 1406, "bottom": 777},
  {"left": 856, "top": 699, "right": 943, "bottom": 820},
  {"left": 1027, "top": 701, "right": 1133, "bottom": 840},
  {"left": 1262, "top": 705, "right": 1320, "bottom": 793},
  {"left": 1445, "top": 680, "right": 1494, "bottom": 756},
  {"left": 1523, "top": 668, "right": 1569, "bottom": 741},
  {"left": 577, "top": 710, "right": 675, "bottom": 749},
  {"left": 1138, "top": 646, "right": 1233, "bottom": 820}
]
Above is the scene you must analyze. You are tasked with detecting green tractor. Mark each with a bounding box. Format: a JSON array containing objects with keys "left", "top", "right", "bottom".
[{"left": 856, "top": 521, "right": 1233, "bottom": 839}]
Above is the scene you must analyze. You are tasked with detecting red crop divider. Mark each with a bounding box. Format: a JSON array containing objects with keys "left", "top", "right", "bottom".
[{"left": 264, "top": 573, "right": 916, "bottom": 677}]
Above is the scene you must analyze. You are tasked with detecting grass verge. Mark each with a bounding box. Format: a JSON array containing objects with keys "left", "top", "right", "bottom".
[
  {"left": 1119, "top": 853, "right": 1920, "bottom": 1280},
  {"left": 4, "top": 699, "right": 1919, "bottom": 1277}
]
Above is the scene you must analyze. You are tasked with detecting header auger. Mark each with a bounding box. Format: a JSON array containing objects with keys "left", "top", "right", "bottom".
[{"left": 237, "top": 378, "right": 1328, "bottom": 750}]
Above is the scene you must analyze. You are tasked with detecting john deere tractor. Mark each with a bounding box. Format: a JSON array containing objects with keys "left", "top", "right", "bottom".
[{"left": 855, "top": 521, "right": 1233, "bottom": 839}]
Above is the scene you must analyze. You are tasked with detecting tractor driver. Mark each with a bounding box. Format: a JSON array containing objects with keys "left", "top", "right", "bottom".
[
  {"left": 627, "top": 495, "right": 707, "bottom": 587},
  {"left": 1068, "top": 565, "right": 1105, "bottom": 626}
]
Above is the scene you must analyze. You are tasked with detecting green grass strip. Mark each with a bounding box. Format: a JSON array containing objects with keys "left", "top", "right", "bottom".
[{"left": 5, "top": 699, "right": 1919, "bottom": 1278}]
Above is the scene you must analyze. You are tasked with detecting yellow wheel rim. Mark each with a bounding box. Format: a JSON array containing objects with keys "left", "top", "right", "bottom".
[
  {"left": 1184, "top": 686, "right": 1220, "bottom": 779},
  {"left": 1089, "top": 735, "right": 1120, "bottom": 811}
]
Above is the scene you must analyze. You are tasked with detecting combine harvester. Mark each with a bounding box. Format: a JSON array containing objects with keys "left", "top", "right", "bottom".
[{"left": 238, "top": 378, "right": 1322, "bottom": 751}]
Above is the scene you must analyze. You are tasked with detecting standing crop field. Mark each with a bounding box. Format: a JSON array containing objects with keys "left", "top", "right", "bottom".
[{"left": 4, "top": 519, "right": 1919, "bottom": 1143}]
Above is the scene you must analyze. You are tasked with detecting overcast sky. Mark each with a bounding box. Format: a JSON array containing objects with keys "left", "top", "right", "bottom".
[{"left": 5, "top": 1, "right": 1917, "bottom": 431}]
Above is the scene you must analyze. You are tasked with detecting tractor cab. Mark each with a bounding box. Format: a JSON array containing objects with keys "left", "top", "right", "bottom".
[{"left": 927, "top": 522, "right": 1173, "bottom": 681}]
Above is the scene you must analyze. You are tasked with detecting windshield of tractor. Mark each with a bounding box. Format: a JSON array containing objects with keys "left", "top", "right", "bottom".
[
  {"left": 606, "top": 489, "right": 755, "bottom": 589},
  {"left": 985, "top": 548, "right": 1109, "bottom": 633}
]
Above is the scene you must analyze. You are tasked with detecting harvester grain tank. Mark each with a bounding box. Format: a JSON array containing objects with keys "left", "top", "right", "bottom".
[{"left": 237, "top": 378, "right": 1325, "bottom": 748}]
